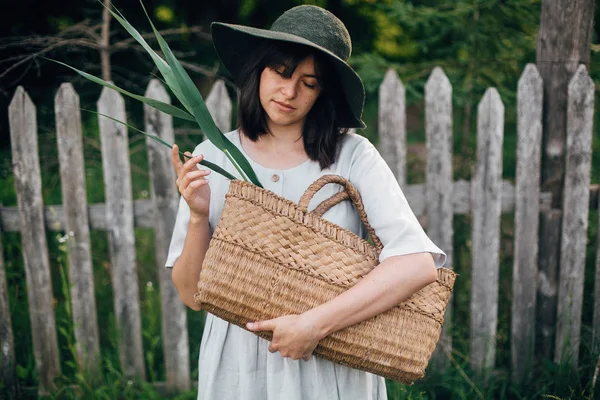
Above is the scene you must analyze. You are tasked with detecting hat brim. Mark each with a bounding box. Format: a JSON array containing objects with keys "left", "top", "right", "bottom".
[{"left": 211, "top": 22, "right": 366, "bottom": 129}]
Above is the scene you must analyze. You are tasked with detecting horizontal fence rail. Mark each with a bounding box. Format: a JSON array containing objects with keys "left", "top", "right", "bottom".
[{"left": 0, "top": 180, "right": 571, "bottom": 232}]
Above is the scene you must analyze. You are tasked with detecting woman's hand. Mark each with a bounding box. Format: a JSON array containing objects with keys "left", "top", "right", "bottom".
[
  {"left": 246, "top": 314, "right": 325, "bottom": 361},
  {"left": 171, "top": 144, "right": 211, "bottom": 219}
]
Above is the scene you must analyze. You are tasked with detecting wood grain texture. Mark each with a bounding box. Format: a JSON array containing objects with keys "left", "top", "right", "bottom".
[
  {"left": 511, "top": 64, "right": 543, "bottom": 382},
  {"left": 378, "top": 69, "right": 406, "bottom": 187},
  {"left": 8, "top": 87, "right": 60, "bottom": 394},
  {"left": 144, "top": 80, "right": 190, "bottom": 390},
  {"left": 424, "top": 67, "right": 453, "bottom": 370},
  {"left": 536, "top": 210, "right": 561, "bottom": 360},
  {"left": 55, "top": 83, "right": 101, "bottom": 379},
  {"left": 555, "top": 65, "right": 594, "bottom": 367},
  {"left": 97, "top": 86, "right": 146, "bottom": 379},
  {"left": 470, "top": 88, "right": 504, "bottom": 375},
  {"left": 205, "top": 79, "right": 232, "bottom": 133},
  {"left": 595, "top": 194, "right": 600, "bottom": 353},
  {"left": 536, "top": 0, "right": 595, "bottom": 206},
  {"left": 536, "top": 0, "right": 595, "bottom": 361}
]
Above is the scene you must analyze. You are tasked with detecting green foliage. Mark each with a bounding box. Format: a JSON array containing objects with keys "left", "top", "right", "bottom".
[{"left": 351, "top": 0, "right": 541, "bottom": 105}]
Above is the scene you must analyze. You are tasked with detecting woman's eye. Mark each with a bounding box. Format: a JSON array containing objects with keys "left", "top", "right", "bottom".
[{"left": 303, "top": 82, "right": 316, "bottom": 89}]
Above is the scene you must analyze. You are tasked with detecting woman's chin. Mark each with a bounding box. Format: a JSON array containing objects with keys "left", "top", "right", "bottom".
[{"left": 266, "top": 115, "right": 304, "bottom": 129}]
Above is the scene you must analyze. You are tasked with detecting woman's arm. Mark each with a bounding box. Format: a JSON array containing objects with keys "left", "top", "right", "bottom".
[
  {"left": 171, "top": 215, "right": 211, "bottom": 310},
  {"left": 247, "top": 252, "right": 438, "bottom": 360},
  {"left": 170, "top": 145, "right": 212, "bottom": 310},
  {"left": 306, "top": 252, "right": 437, "bottom": 337}
]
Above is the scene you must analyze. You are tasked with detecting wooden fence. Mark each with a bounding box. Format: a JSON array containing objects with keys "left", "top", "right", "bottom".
[{"left": 0, "top": 63, "right": 596, "bottom": 394}]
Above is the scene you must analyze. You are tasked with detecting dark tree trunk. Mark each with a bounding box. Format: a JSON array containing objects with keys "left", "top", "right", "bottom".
[{"left": 535, "top": 0, "right": 595, "bottom": 361}]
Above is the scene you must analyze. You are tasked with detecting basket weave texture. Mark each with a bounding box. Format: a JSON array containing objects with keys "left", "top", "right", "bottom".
[{"left": 195, "top": 175, "right": 456, "bottom": 383}]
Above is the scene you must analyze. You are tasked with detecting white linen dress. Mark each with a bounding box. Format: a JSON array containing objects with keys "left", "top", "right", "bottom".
[{"left": 166, "top": 130, "right": 446, "bottom": 400}]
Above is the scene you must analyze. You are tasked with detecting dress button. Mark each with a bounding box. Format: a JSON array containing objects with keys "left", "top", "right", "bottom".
[{"left": 271, "top": 174, "right": 280, "bottom": 182}]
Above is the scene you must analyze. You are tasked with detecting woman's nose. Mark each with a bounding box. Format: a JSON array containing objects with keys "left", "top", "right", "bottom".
[{"left": 280, "top": 79, "right": 297, "bottom": 99}]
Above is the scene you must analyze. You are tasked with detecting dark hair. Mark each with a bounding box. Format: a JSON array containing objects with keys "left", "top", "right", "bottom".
[{"left": 236, "top": 40, "right": 349, "bottom": 169}]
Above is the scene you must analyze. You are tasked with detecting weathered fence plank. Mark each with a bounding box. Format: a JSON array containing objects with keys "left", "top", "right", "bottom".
[
  {"left": 0, "top": 222, "right": 17, "bottom": 396},
  {"left": 595, "top": 193, "right": 600, "bottom": 353},
  {"left": 424, "top": 67, "right": 454, "bottom": 370},
  {"left": 8, "top": 87, "right": 61, "bottom": 393},
  {"left": 378, "top": 69, "right": 406, "bottom": 187},
  {"left": 144, "top": 80, "right": 190, "bottom": 391},
  {"left": 470, "top": 88, "right": 504, "bottom": 375},
  {"left": 205, "top": 79, "right": 232, "bottom": 133},
  {"left": 536, "top": 210, "right": 561, "bottom": 359},
  {"left": 55, "top": 83, "right": 101, "bottom": 379},
  {"left": 555, "top": 65, "right": 594, "bottom": 367},
  {"left": 511, "top": 64, "right": 543, "bottom": 382},
  {"left": 97, "top": 86, "right": 146, "bottom": 379}
]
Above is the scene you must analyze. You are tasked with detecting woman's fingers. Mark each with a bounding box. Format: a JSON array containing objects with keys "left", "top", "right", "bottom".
[
  {"left": 179, "top": 169, "right": 210, "bottom": 189},
  {"left": 175, "top": 153, "right": 206, "bottom": 185},
  {"left": 182, "top": 178, "right": 210, "bottom": 198},
  {"left": 181, "top": 153, "right": 204, "bottom": 176},
  {"left": 171, "top": 144, "right": 183, "bottom": 175}
]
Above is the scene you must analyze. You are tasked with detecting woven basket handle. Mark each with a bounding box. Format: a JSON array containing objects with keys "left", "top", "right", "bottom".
[{"left": 298, "top": 174, "right": 383, "bottom": 252}]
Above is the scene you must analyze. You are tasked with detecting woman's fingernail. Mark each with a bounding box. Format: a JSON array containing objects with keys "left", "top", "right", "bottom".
[{"left": 247, "top": 322, "right": 254, "bottom": 329}]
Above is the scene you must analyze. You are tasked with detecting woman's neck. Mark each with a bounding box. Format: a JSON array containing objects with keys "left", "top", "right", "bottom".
[
  {"left": 240, "top": 127, "right": 309, "bottom": 170},
  {"left": 260, "top": 125, "right": 303, "bottom": 152}
]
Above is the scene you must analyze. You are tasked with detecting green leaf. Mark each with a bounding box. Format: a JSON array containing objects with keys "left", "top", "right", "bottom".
[
  {"left": 84, "top": 108, "right": 239, "bottom": 181},
  {"left": 99, "top": 0, "right": 190, "bottom": 110},
  {"left": 47, "top": 58, "right": 195, "bottom": 122},
  {"left": 138, "top": 0, "right": 263, "bottom": 187}
]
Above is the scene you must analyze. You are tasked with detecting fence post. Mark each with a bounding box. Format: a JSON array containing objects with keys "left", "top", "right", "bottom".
[
  {"left": 97, "top": 86, "right": 146, "bottom": 379},
  {"left": 54, "top": 83, "right": 101, "bottom": 380},
  {"left": 595, "top": 196, "right": 600, "bottom": 354},
  {"left": 536, "top": 209, "right": 561, "bottom": 360},
  {"left": 555, "top": 65, "right": 594, "bottom": 367},
  {"left": 206, "top": 80, "right": 232, "bottom": 133},
  {"left": 511, "top": 64, "right": 543, "bottom": 382},
  {"left": 144, "top": 79, "right": 190, "bottom": 391},
  {"left": 378, "top": 69, "right": 406, "bottom": 187},
  {"left": 0, "top": 218, "right": 17, "bottom": 396},
  {"left": 424, "top": 67, "right": 454, "bottom": 370},
  {"left": 8, "top": 87, "right": 61, "bottom": 393},
  {"left": 470, "top": 88, "right": 504, "bottom": 376}
]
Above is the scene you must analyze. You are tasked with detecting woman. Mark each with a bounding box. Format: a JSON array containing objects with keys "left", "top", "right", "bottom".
[{"left": 166, "top": 5, "right": 446, "bottom": 399}]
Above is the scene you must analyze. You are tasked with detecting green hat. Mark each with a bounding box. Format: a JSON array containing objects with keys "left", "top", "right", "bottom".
[{"left": 211, "top": 5, "right": 366, "bottom": 129}]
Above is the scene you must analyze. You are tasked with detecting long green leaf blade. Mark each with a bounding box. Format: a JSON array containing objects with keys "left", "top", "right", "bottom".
[
  {"left": 99, "top": 1, "right": 190, "bottom": 110},
  {"left": 85, "top": 108, "right": 238, "bottom": 181},
  {"left": 139, "top": 1, "right": 263, "bottom": 187},
  {"left": 48, "top": 58, "right": 196, "bottom": 122}
]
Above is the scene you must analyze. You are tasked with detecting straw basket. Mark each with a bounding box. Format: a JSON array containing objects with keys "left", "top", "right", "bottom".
[{"left": 195, "top": 174, "right": 456, "bottom": 383}]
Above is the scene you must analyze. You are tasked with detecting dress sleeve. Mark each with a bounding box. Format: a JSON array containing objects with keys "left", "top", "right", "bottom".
[
  {"left": 348, "top": 139, "right": 446, "bottom": 267},
  {"left": 165, "top": 195, "right": 190, "bottom": 268}
]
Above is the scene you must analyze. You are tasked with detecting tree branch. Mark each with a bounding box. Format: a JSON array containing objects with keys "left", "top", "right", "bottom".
[
  {"left": 110, "top": 25, "right": 211, "bottom": 50},
  {"left": 100, "top": 0, "right": 112, "bottom": 81},
  {"left": 0, "top": 39, "right": 101, "bottom": 79}
]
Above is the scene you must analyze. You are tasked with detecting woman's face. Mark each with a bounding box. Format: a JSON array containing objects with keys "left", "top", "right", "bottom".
[{"left": 259, "top": 55, "right": 322, "bottom": 132}]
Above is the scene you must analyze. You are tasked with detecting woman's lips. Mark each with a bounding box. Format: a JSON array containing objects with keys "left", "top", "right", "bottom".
[{"left": 273, "top": 100, "right": 296, "bottom": 112}]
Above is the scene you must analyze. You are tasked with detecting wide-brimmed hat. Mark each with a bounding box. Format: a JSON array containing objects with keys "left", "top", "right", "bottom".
[{"left": 211, "top": 5, "right": 366, "bottom": 129}]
